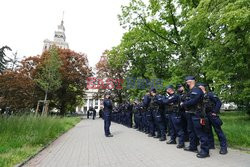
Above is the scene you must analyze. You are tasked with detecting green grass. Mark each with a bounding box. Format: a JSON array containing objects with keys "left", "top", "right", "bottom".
[
  {"left": 0, "top": 115, "right": 80, "bottom": 167},
  {"left": 219, "top": 111, "right": 250, "bottom": 149}
]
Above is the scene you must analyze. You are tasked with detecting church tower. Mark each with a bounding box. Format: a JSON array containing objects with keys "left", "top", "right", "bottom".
[{"left": 43, "top": 15, "right": 69, "bottom": 51}]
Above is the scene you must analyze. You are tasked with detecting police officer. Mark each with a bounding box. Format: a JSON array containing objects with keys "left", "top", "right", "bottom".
[
  {"left": 197, "top": 83, "right": 228, "bottom": 154},
  {"left": 103, "top": 92, "right": 113, "bottom": 137},
  {"left": 177, "top": 84, "right": 189, "bottom": 142},
  {"left": 141, "top": 98, "right": 149, "bottom": 134},
  {"left": 163, "top": 85, "right": 185, "bottom": 148},
  {"left": 137, "top": 102, "right": 144, "bottom": 132},
  {"left": 126, "top": 101, "right": 133, "bottom": 128},
  {"left": 163, "top": 90, "right": 171, "bottom": 136},
  {"left": 143, "top": 90, "right": 155, "bottom": 137},
  {"left": 143, "top": 88, "right": 159, "bottom": 137},
  {"left": 153, "top": 93, "right": 166, "bottom": 141},
  {"left": 93, "top": 108, "right": 96, "bottom": 120},
  {"left": 133, "top": 100, "right": 140, "bottom": 130},
  {"left": 181, "top": 76, "right": 210, "bottom": 158}
]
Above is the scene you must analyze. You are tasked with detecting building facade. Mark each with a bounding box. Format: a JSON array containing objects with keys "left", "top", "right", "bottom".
[
  {"left": 75, "top": 89, "right": 104, "bottom": 115},
  {"left": 43, "top": 19, "right": 69, "bottom": 51}
]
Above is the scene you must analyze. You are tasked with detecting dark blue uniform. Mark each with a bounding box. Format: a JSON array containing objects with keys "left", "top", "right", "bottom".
[
  {"left": 177, "top": 91, "right": 189, "bottom": 141},
  {"left": 133, "top": 103, "right": 143, "bottom": 131},
  {"left": 143, "top": 95, "right": 156, "bottom": 136},
  {"left": 204, "top": 92, "right": 227, "bottom": 153},
  {"left": 126, "top": 103, "right": 133, "bottom": 128},
  {"left": 163, "top": 93, "right": 185, "bottom": 147},
  {"left": 182, "top": 86, "right": 210, "bottom": 157},
  {"left": 153, "top": 95, "right": 166, "bottom": 141},
  {"left": 163, "top": 95, "right": 171, "bottom": 136},
  {"left": 103, "top": 98, "right": 113, "bottom": 136}
]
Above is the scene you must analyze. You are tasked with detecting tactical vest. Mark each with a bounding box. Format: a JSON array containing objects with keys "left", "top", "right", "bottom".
[
  {"left": 148, "top": 96, "right": 159, "bottom": 111},
  {"left": 185, "top": 88, "right": 203, "bottom": 113},
  {"left": 203, "top": 93, "right": 215, "bottom": 113},
  {"left": 166, "top": 95, "right": 179, "bottom": 112}
]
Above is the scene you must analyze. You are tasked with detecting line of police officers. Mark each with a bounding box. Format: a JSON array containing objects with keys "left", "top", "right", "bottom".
[{"left": 103, "top": 76, "right": 228, "bottom": 158}]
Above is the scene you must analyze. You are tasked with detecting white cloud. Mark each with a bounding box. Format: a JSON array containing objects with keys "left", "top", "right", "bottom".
[{"left": 0, "top": 0, "right": 128, "bottom": 67}]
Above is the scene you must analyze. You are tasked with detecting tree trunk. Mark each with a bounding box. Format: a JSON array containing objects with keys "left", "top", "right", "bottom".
[
  {"left": 60, "top": 102, "right": 66, "bottom": 116},
  {"left": 42, "top": 90, "right": 48, "bottom": 115}
]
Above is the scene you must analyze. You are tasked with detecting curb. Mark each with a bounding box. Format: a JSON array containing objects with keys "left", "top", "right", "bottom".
[{"left": 16, "top": 119, "right": 82, "bottom": 167}]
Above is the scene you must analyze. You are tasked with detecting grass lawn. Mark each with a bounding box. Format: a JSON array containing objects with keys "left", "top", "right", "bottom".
[
  {"left": 0, "top": 115, "right": 80, "bottom": 167},
  {"left": 218, "top": 111, "right": 250, "bottom": 150}
]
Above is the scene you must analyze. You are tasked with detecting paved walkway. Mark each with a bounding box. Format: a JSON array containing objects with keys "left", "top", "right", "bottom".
[{"left": 24, "top": 118, "right": 250, "bottom": 167}]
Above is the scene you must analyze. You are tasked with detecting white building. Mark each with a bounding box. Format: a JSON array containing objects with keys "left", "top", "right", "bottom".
[
  {"left": 76, "top": 89, "right": 104, "bottom": 115},
  {"left": 43, "top": 19, "right": 69, "bottom": 51}
]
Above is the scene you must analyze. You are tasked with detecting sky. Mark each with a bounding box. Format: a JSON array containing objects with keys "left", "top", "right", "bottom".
[{"left": 0, "top": 0, "right": 129, "bottom": 68}]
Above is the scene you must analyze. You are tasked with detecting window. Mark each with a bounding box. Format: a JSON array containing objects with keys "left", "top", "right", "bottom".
[
  {"left": 89, "top": 99, "right": 93, "bottom": 107},
  {"left": 95, "top": 100, "right": 98, "bottom": 106}
]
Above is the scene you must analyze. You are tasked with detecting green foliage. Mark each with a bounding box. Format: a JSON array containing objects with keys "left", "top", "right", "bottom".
[
  {"left": 185, "top": 0, "right": 250, "bottom": 106},
  {"left": 0, "top": 115, "right": 80, "bottom": 167},
  {"left": 35, "top": 48, "right": 62, "bottom": 96},
  {"left": 104, "top": 0, "right": 250, "bottom": 108}
]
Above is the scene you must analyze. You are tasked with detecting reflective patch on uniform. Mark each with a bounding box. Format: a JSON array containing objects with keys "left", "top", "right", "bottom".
[
  {"left": 191, "top": 92, "right": 198, "bottom": 95},
  {"left": 168, "top": 96, "right": 174, "bottom": 99}
]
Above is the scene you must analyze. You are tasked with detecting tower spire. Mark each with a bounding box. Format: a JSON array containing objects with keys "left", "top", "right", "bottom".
[{"left": 61, "top": 11, "right": 64, "bottom": 26}]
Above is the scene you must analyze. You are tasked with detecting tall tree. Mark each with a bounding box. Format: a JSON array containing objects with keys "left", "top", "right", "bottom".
[
  {"left": 35, "top": 47, "right": 62, "bottom": 114},
  {"left": 95, "top": 51, "right": 127, "bottom": 103},
  {"left": 54, "top": 49, "right": 91, "bottom": 115},
  {"left": 185, "top": 0, "right": 250, "bottom": 108}
]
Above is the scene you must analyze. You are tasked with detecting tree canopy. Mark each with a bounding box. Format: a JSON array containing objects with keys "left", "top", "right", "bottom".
[
  {"left": 0, "top": 48, "right": 91, "bottom": 114},
  {"left": 98, "top": 0, "right": 250, "bottom": 108}
]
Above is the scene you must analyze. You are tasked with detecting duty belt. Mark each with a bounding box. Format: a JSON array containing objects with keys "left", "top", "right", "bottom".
[{"left": 185, "top": 110, "right": 196, "bottom": 114}]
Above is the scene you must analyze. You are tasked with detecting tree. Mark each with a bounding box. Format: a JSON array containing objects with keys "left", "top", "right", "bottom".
[
  {"left": 54, "top": 49, "right": 91, "bottom": 115},
  {"left": 105, "top": 0, "right": 250, "bottom": 110},
  {"left": 8, "top": 51, "right": 19, "bottom": 71},
  {"left": 185, "top": 0, "right": 250, "bottom": 108},
  {"left": 0, "top": 48, "right": 91, "bottom": 114},
  {"left": 0, "top": 71, "right": 38, "bottom": 112},
  {"left": 35, "top": 47, "right": 62, "bottom": 114},
  {"left": 0, "top": 46, "right": 11, "bottom": 73},
  {"left": 96, "top": 50, "right": 128, "bottom": 103}
]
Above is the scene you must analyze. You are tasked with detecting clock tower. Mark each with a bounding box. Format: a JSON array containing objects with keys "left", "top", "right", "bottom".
[{"left": 43, "top": 17, "right": 69, "bottom": 51}]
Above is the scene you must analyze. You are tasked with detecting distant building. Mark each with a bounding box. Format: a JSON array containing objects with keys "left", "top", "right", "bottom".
[
  {"left": 42, "top": 17, "right": 103, "bottom": 115},
  {"left": 43, "top": 19, "right": 69, "bottom": 51},
  {"left": 76, "top": 89, "right": 104, "bottom": 115}
]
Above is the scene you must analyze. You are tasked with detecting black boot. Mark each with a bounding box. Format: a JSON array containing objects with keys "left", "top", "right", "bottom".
[
  {"left": 159, "top": 137, "right": 166, "bottom": 141},
  {"left": 167, "top": 140, "right": 176, "bottom": 144},
  {"left": 148, "top": 134, "right": 154, "bottom": 137},
  {"left": 219, "top": 148, "right": 228, "bottom": 155},
  {"left": 184, "top": 146, "right": 198, "bottom": 153},
  {"left": 105, "top": 134, "right": 113, "bottom": 137},
  {"left": 176, "top": 144, "right": 185, "bottom": 148},
  {"left": 196, "top": 152, "right": 210, "bottom": 158}
]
